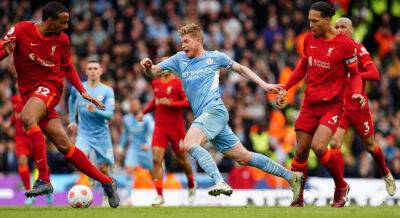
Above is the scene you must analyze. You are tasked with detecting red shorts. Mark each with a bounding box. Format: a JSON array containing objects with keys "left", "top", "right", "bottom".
[
  {"left": 339, "top": 109, "right": 374, "bottom": 138},
  {"left": 20, "top": 82, "right": 61, "bottom": 129},
  {"left": 152, "top": 125, "right": 186, "bottom": 154},
  {"left": 295, "top": 99, "right": 344, "bottom": 134},
  {"left": 15, "top": 135, "right": 31, "bottom": 157}
]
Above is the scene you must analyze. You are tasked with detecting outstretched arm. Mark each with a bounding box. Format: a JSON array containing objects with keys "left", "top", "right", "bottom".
[
  {"left": 140, "top": 58, "right": 164, "bottom": 78},
  {"left": 284, "top": 57, "right": 307, "bottom": 91},
  {"left": 360, "top": 62, "right": 380, "bottom": 81},
  {"left": 231, "top": 62, "right": 283, "bottom": 93}
]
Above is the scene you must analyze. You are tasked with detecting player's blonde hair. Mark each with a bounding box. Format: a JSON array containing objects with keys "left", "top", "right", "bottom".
[{"left": 178, "top": 23, "right": 204, "bottom": 43}]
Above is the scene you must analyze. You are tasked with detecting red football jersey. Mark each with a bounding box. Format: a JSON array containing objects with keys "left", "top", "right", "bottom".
[
  {"left": 10, "top": 95, "right": 29, "bottom": 140},
  {"left": 3, "top": 21, "right": 82, "bottom": 95},
  {"left": 302, "top": 32, "right": 358, "bottom": 103},
  {"left": 143, "top": 76, "right": 190, "bottom": 128},
  {"left": 344, "top": 42, "right": 377, "bottom": 110}
]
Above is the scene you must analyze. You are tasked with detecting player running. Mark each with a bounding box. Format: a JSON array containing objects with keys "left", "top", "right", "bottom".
[
  {"left": 278, "top": 2, "right": 365, "bottom": 207},
  {"left": 0, "top": 1, "right": 119, "bottom": 207},
  {"left": 118, "top": 99, "right": 154, "bottom": 182},
  {"left": 137, "top": 70, "right": 196, "bottom": 206},
  {"left": 140, "top": 23, "right": 303, "bottom": 202},
  {"left": 68, "top": 59, "right": 115, "bottom": 179},
  {"left": 330, "top": 17, "right": 396, "bottom": 196}
]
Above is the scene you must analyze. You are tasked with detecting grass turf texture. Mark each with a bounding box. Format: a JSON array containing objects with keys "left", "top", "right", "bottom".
[{"left": 0, "top": 206, "right": 399, "bottom": 218}]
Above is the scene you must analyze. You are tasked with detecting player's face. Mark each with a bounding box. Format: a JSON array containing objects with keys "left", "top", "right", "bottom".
[
  {"left": 47, "top": 12, "right": 69, "bottom": 35},
  {"left": 181, "top": 34, "right": 201, "bottom": 58},
  {"left": 86, "top": 62, "right": 102, "bottom": 81},
  {"left": 308, "top": 10, "right": 330, "bottom": 37},
  {"left": 335, "top": 20, "right": 352, "bottom": 37},
  {"left": 130, "top": 100, "right": 141, "bottom": 115}
]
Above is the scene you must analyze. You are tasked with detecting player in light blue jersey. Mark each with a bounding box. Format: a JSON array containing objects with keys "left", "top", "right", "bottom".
[
  {"left": 118, "top": 98, "right": 154, "bottom": 173},
  {"left": 68, "top": 60, "right": 115, "bottom": 177},
  {"left": 140, "top": 23, "right": 303, "bottom": 202}
]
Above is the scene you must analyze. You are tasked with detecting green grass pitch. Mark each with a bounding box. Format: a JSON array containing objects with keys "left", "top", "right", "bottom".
[{"left": 0, "top": 206, "right": 399, "bottom": 218}]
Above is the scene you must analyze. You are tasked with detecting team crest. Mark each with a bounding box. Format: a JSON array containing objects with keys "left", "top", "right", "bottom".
[
  {"left": 206, "top": 58, "right": 214, "bottom": 65},
  {"left": 51, "top": 45, "right": 57, "bottom": 56},
  {"left": 327, "top": 47, "right": 334, "bottom": 56},
  {"left": 167, "top": 86, "right": 173, "bottom": 94}
]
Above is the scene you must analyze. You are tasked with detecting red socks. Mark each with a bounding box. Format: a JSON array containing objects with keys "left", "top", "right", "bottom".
[
  {"left": 26, "top": 125, "right": 49, "bottom": 182},
  {"left": 65, "top": 145, "right": 112, "bottom": 185},
  {"left": 331, "top": 147, "right": 344, "bottom": 177},
  {"left": 18, "top": 164, "right": 31, "bottom": 190},
  {"left": 318, "top": 149, "right": 346, "bottom": 188},
  {"left": 187, "top": 175, "right": 195, "bottom": 189},
  {"left": 370, "top": 145, "right": 390, "bottom": 176},
  {"left": 154, "top": 179, "right": 163, "bottom": 196},
  {"left": 291, "top": 157, "right": 308, "bottom": 201}
]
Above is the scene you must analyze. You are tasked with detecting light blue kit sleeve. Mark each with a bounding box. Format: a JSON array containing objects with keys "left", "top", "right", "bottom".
[
  {"left": 216, "top": 51, "right": 234, "bottom": 69},
  {"left": 68, "top": 87, "right": 78, "bottom": 124},
  {"left": 118, "top": 117, "right": 129, "bottom": 149},
  {"left": 158, "top": 53, "right": 181, "bottom": 75},
  {"left": 94, "top": 87, "right": 115, "bottom": 120}
]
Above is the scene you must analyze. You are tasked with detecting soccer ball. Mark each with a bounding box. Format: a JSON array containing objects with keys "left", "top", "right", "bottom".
[{"left": 67, "top": 185, "right": 93, "bottom": 208}]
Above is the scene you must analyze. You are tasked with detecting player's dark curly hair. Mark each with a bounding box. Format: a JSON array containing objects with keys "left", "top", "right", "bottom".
[
  {"left": 42, "top": 1, "right": 68, "bottom": 21},
  {"left": 310, "top": 1, "right": 335, "bottom": 18}
]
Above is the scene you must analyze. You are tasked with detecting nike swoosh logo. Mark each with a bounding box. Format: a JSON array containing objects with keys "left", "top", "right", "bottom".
[
  {"left": 30, "top": 43, "right": 38, "bottom": 46},
  {"left": 310, "top": 46, "right": 316, "bottom": 48}
]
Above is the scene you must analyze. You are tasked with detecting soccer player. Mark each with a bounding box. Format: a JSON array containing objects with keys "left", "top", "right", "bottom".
[
  {"left": 118, "top": 98, "right": 154, "bottom": 178},
  {"left": 68, "top": 60, "right": 115, "bottom": 177},
  {"left": 0, "top": 2, "right": 119, "bottom": 207},
  {"left": 330, "top": 17, "right": 396, "bottom": 196},
  {"left": 278, "top": 2, "right": 365, "bottom": 207},
  {"left": 140, "top": 23, "right": 303, "bottom": 202},
  {"left": 137, "top": 70, "right": 196, "bottom": 206}
]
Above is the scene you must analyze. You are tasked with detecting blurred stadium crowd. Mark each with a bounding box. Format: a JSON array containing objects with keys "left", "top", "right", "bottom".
[{"left": 0, "top": 0, "right": 400, "bottom": 188}]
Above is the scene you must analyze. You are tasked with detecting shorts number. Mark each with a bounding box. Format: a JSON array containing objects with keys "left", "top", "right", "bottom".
[
  {"left": 34, "top": 86, "right": 50, "bottom": 97},
  {"left": 328, "top": 115, "right": 338, "bottom": 125},
  {"left": 363, "top": 121, "right": 370, "bottom": 135}
]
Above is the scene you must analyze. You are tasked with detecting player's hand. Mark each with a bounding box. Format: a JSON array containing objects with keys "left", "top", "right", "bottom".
[
  {"left": 87, "top": 104, "right": 96, "bottom": 112},
  {"left": 262, "top": 83, "right": 285, "bottom": 94},
  {"left": 141, "top": 144, "right": 150, "bottom": 151},
  {"left": 140, "top": 58, "right": 153, "bottom": 70},
  {"left": 3, "top": 37, "right": 16, "bottom": 55},
  {"left": 136, "top": 111, "right": 144, "bottom": 122},
  {"left": 81, "top": 91, "right": 105, "bottom": 110},
  {"left": 352, "top": 94, "right": 366, "bottom": 108},
  {"left": 275, "top": 90, "right": 288, "bottom": 109},
  {"left": 67, "top": 123, "right": 77, "bottom": 134}
]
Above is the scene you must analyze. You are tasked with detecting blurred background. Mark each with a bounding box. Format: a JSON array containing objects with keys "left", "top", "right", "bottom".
[{"left": 0, "top": 0, "right": 399, "bottom": 205}]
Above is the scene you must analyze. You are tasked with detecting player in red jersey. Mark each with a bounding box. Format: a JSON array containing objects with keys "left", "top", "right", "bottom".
[
  {"left": 330, "top": 17, "right": 396, "bottom": 196},
  {"left": 137, "top": 71, "right": 196, "bottom": 206},
  {"left": 0, "top": 2, "right": 119, "bottom": 207},
  {"left": 277, "top": 2, "right": 365, "bottom": 207}
]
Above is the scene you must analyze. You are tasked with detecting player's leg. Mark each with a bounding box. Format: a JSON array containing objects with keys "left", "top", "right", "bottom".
[
  {"left": 330, "top": 126, "right": 346, "bottom": 177},
  {"left": 223, "top": 140, "right": 303, "bottom": 201},
  {"left": 19, "top": 97, "right": 50, "bottom": 185},
  {"left": 17, "top": 155, "right": 31, "bottom": 191},
  {"left": 312, "top": 124, "right": 348, "bottom": 207},
  {"left": 183, "top": 127, "right": 225, "bottom": 186},
  {"left": 170, "top": 129, "right": 196, "bottom": 199},
  {"left": 42, "top": 118, "right": 119, "bottom": 208},
  {"left": 151, "top": 146, "right": 166, "bottom": 206}
]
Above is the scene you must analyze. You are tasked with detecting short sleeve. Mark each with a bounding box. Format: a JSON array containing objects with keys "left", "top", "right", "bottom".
[
  {"left": 159, "top": 53, "right": 180, "bottom": 75},
  {"left": 343, "top": 38, "right": 358, "bottom": 66},
  {"left": 216, "top": 51, "right": 234, "bottom": 69}
]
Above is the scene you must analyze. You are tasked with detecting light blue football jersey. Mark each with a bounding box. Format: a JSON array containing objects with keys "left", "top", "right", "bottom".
[
  {"left": 159, "top": 51, "right": 233, "bottom": 117},
  {"left": 68, "top": 82, "right": 115, "bottom": 136},
  {"left": 118, "top": 113, "right": 154, "bottom": 150}
]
